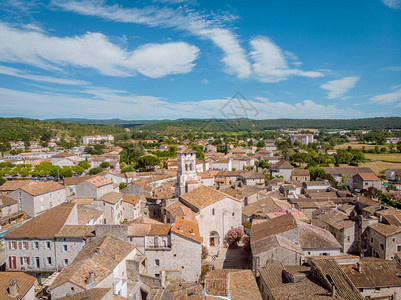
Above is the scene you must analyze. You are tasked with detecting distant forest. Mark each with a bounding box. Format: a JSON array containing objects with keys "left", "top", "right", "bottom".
[
  {"left": 48, "top": 117, "right": 401, "bottom": 132},
  {"left": 1, "top": 117, "right": 400, "bottom": 144}
]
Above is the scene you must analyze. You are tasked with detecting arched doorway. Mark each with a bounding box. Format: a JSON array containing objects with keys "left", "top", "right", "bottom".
[{"left": 209, "top": 231, "right": 220, "bottom": 247}]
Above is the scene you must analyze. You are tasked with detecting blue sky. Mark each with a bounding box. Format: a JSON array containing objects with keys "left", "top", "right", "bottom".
[{"left": 0, "top": 0, "right": 400, "bottom": 120}]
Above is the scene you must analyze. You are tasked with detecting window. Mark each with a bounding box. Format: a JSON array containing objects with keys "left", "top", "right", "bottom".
[
  {"left": 22, "top": 242, "right": 29, "bottom": 249},
  {"left": 22, "top": 257, "right": 30, "bottom": 265},
  {"left": 63, "top": 245, "right": 68, "bottom": 252},
  {"left": 19, "top": 205, "right": 22, "bottom": 211},
  {"left": 371, "top": 237, "right": 373, "bottom": 243},
  {"left": 155, "top": 274, "right": 160, "bottom": 278},
  {"left": 155, "top": 259, "right": 160, "bottom": 266},
  {"left": 212, "top": 208, "right": 215, "bottom": 216},
  {"left": 47, "top": 257, "right": 52, "bottom": 265},
  {"left": 380, "top": 243, "right": 384, "bottom": 251},
  {"left": 45, "top": 241, "right": 51, "bottom": 250},
  {"left": 393, "top": 238, "right": 396, "bottom": 242},
  {"left": 397, "top": 245, "right": 401, "bottom": 252},
  {"left": 187, "top": 292, "right": 194, "bottom": 297},
  {"left": 232, "top": 213, "right": 235, "bottom": 216},
  {"left": 33, "top": 242, "right": 39, "bottom": 250},
  {"left": 18, "top": 198, "right": 22, "bottom": 203},
  {"left": 64, "top": 259, "right": 68, "bottom": 265}
]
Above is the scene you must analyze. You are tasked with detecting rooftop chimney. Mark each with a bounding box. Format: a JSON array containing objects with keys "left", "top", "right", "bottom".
[
  {"left": 331, "top": 283, "right": 336, "bottom": 298},
  {"left": 179, "top": 225, "right": 183, "bottom": 231},
  {"left": 85, "top": 271, "right": 95, "bottom": 285},
  {"left": 357, "top": 262, "right": 362, "bottom": 273},
  {"left": 8, "top": 280, "right": 18, "bottom": 297},
  {"left": 95, "top": 247, "right": 102, "bottom": 255}
]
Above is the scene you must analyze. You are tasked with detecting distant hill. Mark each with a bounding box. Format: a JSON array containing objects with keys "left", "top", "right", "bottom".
[{"left": 45, "top": 117, "right": 401, "bottom": 132}]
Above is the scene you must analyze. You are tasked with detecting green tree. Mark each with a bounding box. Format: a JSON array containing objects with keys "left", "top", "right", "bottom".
[
  {"left": 309, "top": 167, "right": 326, "bottom": 180},
  {"left": 119, "top": 182, "right": 127, "bottom": 190},
  {"left": 100, "top": 161, "right": 110, "bottom": 169},
  {"left": 89, "top": 167, "right": 103, "bottom": 175},
  {"left": 78, "top": 161, "right": 91, "bottom": 170}
]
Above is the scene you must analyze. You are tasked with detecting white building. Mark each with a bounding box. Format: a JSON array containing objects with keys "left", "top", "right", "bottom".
[{"left": 290, "top": 134, "right": 314, "bottom": 145}]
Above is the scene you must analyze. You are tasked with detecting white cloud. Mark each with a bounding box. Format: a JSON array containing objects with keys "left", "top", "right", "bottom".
[
  {"left": 320, "top": 76, "right": 360, "bottom": 99},
  {"left": 382, "top": 66, "right": 401, "bottom": 71},
  {"left": 0, "top": 85, "right": 367, "bottom": 120},
  {"left": 249, "top": 37, "right": 324, "bottom": 82},
  {"left": 0, "top": 22, "right": 199, "bottom": 78},
  {"left": 128, "top": 42, "right": 199, "bottom": 78},
  {"left": 201, "top": 78, "right": 209, "bottom": 85},
  {"left": 381, "top": 0, "right": 401, "bottom": 9},
  {"left": 52, "top": 0, "right": 251, "bottom": 78},
  {"left": 0, "top": 65, "right": 89, "bottom": 85},
  {"left": 370, "top": 88, "right": 401, "bottom": 104}
]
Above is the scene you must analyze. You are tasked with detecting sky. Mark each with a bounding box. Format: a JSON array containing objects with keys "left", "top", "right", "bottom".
[{"left": 0, "top": 0, "right": 400, "bottom": 120}]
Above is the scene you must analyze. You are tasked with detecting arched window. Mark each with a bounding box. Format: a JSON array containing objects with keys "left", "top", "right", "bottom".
[
  {"left": 212, "top": 208, "right": 215, "bottom": 215},
  {"left": 185, "top": 164, "right": 188, "bottom": 171},
  {"left": 190, "top": 163, "right": 193, "bottom": 171}
]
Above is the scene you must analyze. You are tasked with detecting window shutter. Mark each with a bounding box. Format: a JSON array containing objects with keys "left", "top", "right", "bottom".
[
  {"left": 26, "top": 242, "right": 29, "bottom": 250},
  {"left": 8, "top": 242, "right": 11, "bottom": 249},
  {"left": 19, "top": 242, "right": 22, "bottom": 249},
  {"left": 20, "top": 257, "right": 23, "bottom": 265},
  {"left": 27, "top": 257, "right": 30, "bottom": 265},
  {"left": 9, "top": 257, "right": 12, "bottom": 268}
]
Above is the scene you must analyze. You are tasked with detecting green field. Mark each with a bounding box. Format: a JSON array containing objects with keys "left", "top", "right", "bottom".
[{"left": 364, "top": 153, "right": 401, "bottom": 163}]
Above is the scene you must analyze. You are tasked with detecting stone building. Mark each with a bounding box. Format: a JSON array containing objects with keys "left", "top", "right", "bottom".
[
  {"left": 4, "top": 203, "right": 94, "bottom": 282},
  {"left": 364, "top": 223, "right": 401, "bottom": 260},
  {"left": 178, "top": 185, "right": 242, "bottom": 249},
  {"left": 48, "top": 236, "right": 138, "bottom": 299},
  {"left": 75, "top": 176, "right": 114, "bottom": 199},
  {"left": 0, "top": 271, "right": 36, "bottom": 300},
  {"left": 8, "top": 181, "right": 66, "bottom": 217},
  {"left": 174, "top": 149, "right": 200, "bottom": 197},
  {"left": 271, "top": 159, "right": 294, "bottom": 181},
  {"left": 352, "top": 172, "right": 382, "bottom": 191},
  {"left": 93, "top": 192, "right": 124, "bottom": 224}
]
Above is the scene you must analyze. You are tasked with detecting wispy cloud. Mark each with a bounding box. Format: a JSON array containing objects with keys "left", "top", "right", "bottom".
[
  {"left": 249, "top": 36, "right": 324, "bottom": 82},
  {"left": 0, "top": 65, "right": 89, "bottom": 85},
  {"left": 382, "top": 66, "right": 401, "bottom": 71},
  {"left": 370, "top": 88, "right": 401, "bottom": 104},
  {"left": 381, "top": 0, "right": 401, "bottom": 9},
  {"left": 0, "top": 22, "right": 199, "bottom": 78},
  {"left": 320, "top": 76, "right": 360, "bottom": 99},
  {"left": 52, "top": 0, "right": 251, "bottom": 78},
  {"left": 0, "top": 85, "right": 366, "bottom": 119}
]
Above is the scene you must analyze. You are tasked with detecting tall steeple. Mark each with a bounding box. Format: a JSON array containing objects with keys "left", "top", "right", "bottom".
[{"left": 175, "top": 149, "right": 199, "bottom": 197}]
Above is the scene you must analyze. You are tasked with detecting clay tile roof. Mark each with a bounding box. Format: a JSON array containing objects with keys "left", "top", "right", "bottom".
[
  {"left": 55, "top": 225, "right": 95, "bottom": 238},
  {"left": 341, "top": 258, "right": 401, "bottom": 288},
  {"left": 298, "top": 221, "right": 341, "bottom": 249},
  {"left": 97, "top": 192, "right": 123, "bottom": 204},
  {"left": 85, "top": 176, "right": 113, "bottom": 187},
  {"left": 368, "top": 223, "right": 401, "bottom": 236},
  {"left": 0, "top": 194, "right": 17, "bottom": 208},
  {"left": 132, "top": 181, "right": 152, "bottom": 191},
  {"left": 64, "top": 175, "right": 93, "bottom": 186},
  {"left": 269, "top": 177, "right": 284, "bottom": 184},
  {"left": 20, "top": 181, "right": 64, "bottom": 196},
  {"left": 0, "top": 272, "right": 36, "bottom": 300},
  {"left": 59, "top": 288, "right": 111, "bottom": 300},
  {"left": 49, "top": 236, "right": 135, "bottom": 291},
  {"left": 355, "top": 172, "right": 380, "bottom": 181},
  {"left": 228, "top": 270, "right": 262, "bottom": 300},
  {"left": 165, "top": 200, "right": 197, "bottom": 222},
  {"left": 77, "top": 207, "right": 103, "bottom": 225},
  {"left": 148, "top": 223, "right": 172, "bottom": 236},
  {"left": 179, "top": 185, "right": 240, "bottom": 211},
  {"left": 52, "top": 152, "right": 74, "bottom": 158},
  {"left": 128, "top": 216, "right": 163, "bottom": 225},
  {"left": 171, "top": 216, "right": 202, "bottom": 243},
  {"left": 121, "top": 193, "right": 140, "bottom": 205},
  {"left": 204, "top": 269, "right": 261, "bottom": 299},
  {"left": 275, "top": 159, "right": 294, "bottom": 169},
  {"left": 240, "top": 171, "right": 265, "bottom": 179},
  {"left": 72, "top": 198, "right": 94, "bottom": 205},
  {"left": 292, "top": 169, "right": 310, "bottom": 176},
  {"left": 176, "top": 149, "right": 197, "bottom": 154},
  {"left": 251, "top": 213, "right": 298, "bottom": 243},
  {"left": 0, "top": 180, "right": 36, "bottom": 192},
  {"left": 5, "top": 203, "right": 76, "bottom": 238}
]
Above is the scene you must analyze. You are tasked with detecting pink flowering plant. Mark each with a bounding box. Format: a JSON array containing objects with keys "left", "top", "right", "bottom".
[
  {"left": 225, "top": 227, "right": 244, "bottom": 246},
  {"left": 201, "top": 244, "right": 208, "bottom": 260}
]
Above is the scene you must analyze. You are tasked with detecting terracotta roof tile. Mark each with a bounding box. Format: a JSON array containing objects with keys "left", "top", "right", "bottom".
[
  {"left": 171, "top": 216, "right": 202, "bottom": 243},
  {"left": 85, "top": 176, "right": 113, "bottom": 187},
  {"left": 0, "top": 271, "right": 36, "bottom": 300},
  {"left": 0, "top": 180, "right": 36, "bottom": 192},
  {"left": 21, "top": 181, "right": 64, "bottom": 196},
  {"left": 5, "top": 203, "right": 76, "bottom": 238}
]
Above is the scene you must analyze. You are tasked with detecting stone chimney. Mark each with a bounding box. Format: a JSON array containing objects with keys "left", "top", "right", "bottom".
[
  {"left": 331, "top": 283, "right": 336, "bottom": 298},
  {"left": 8, "top": 280, "right": 18, "bottom": 297},
  {"left": 179, "top": 225, "right": 183, "bottom": 231},
  {"left": 95, "top": 247, "right": 102, "bottom": 255},
  {"left": 85, "top": 271, "right": 95, "bottom": 285},
  {"left": 357, "top": 262, "right": 362, "bottom": 273}
]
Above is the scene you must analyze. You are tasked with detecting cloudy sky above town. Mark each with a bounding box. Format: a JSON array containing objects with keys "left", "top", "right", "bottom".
[{"left": 0, "top": 0, "right": 400, "bottom": 119}]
